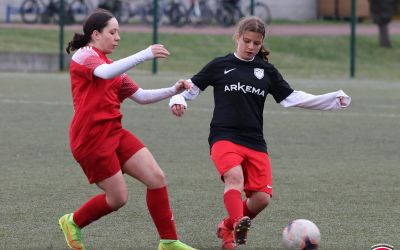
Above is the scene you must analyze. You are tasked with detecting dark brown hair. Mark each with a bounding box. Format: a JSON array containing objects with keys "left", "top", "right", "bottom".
[
  {"left": 66, "top": 8, "right": 114, "bottom": 54},
  {"left": 234, "top": 16, "right": 270, "bottom": 61}
]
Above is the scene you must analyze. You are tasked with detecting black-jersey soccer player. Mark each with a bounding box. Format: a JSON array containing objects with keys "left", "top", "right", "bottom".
[{"left": 169, "top": 16, "right": 351, "bottom": 250}]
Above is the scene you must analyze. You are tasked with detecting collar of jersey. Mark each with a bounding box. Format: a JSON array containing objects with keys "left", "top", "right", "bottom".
[
  {"left": 90, "top": 46, "right": 111, "bottom": 63},
  {"left": 233, "top": 52, "right": 255, "bottom": 62}
]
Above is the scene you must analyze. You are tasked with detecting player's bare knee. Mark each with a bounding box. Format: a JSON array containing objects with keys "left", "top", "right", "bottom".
[
  {"left": 250, "top": 192, "right": 271, "bottom": 209},
  {"left": 108, "top": 193, "right": 128, "bottom": 210},
  {"left": 258, "top": 193, "right": 271, "bottom": 208},
  {"left": 155, "top": 168, "right": 166, "bottom": 182},
  {"left": 148, "top": 168, "right": 167, "bottom": 188},
  {"left": 262, "top": 196, "right": 271, "bottom": 208},
  {"left": 224, "top": 172, "right": 244, "bottom": 187}
]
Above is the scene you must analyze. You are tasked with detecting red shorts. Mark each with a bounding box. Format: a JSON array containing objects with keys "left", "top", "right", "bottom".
[
  {"left": 210, "top": 140, "right": 272, "bottom": 197},
  {"left": 78, "top": 128, "right": 145, "bottom": 184}
]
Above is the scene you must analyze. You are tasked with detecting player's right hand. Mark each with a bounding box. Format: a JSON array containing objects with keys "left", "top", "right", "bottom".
[{"left": 175, "top": 79, "right": 193, "bottom": 93}]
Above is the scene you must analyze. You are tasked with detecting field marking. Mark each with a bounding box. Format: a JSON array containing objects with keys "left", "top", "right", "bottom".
[{"left": 1, "top": 98, "right": 399, "bottom": 119}]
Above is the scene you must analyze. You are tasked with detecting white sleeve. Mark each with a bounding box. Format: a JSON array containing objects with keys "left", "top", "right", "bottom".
[
  {"left": 168, "top": 80, "right": 201, "bottom": 108},
  {"left": 169, "top": 95, "right": 188, "bottom": 109},
  {"left": 279, "top": 89, "right": 351, "bottom": 110},
  {"left": 93, "top": 46, "right": 154, "bottom": 79},
  {"left": 128, "top": 86, "right": 178, "bottom": 104}
]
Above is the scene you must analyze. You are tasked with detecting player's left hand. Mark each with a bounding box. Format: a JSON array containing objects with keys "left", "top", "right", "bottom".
[
  {"left": 174, "top": 79, "right": 193, "bottom": 93},
  {"left": 171, "top": 104, "right": 186, "bottom": 117}
]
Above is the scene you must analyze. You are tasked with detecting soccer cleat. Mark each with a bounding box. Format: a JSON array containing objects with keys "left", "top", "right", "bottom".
[
  {"left": 233, "top": 216, "right": 251, "bottom": 246},
  {"left": 158, "top": 240, "right": 198, "bottom": 250},
  {"left": 216, "top": 220, "right": 235, "bottom": 250},
  {"left": 58, "top": 213, "right": 86, "bottom": 250}
]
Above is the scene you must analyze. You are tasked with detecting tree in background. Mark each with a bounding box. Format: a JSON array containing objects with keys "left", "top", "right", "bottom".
[{"left": 368, "top": 0, "right": 397, "bottom": 47}]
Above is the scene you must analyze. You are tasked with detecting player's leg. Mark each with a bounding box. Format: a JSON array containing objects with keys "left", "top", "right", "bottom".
[
  {"left": 59, "top": 172, "right": 126, "bottom": 249},
  {"left": 211, "top": 140, "right": 251, "bottom": 248},
  {"left": 220, "top": 148, "right": 270, "bottom": 249},
  {"left": 122, "top": 147, "right": 197, "bottom": 250},
  {"left": 73, "top": 158, "right": 127, "bottom": 227},
  {"left": 222, "top": 167, "right": 252, "bottom": 247},
  {"left": 59, "top": 153, "right": 125, "bottom": 249},
  {"left": 223, "top": 166, "right": 245, "bottom": 226},
  {"left": 242, "top": 149, "right": 273, "bottom": 219},
  {"left": 96, "top": 170, "right": 129, "bottom": 210},
  {"left": 211, "top": 141, "right": 246, "bottom": 229},
  {"left": 243, "top": 192, "right": 271, "bottom": 219}
]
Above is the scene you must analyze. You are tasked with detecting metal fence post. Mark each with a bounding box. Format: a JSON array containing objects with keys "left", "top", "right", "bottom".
[
  {"left": 152, "top": 0, "right": 158, "bottom": 74},
  {"left": 350, "top": 0, "right": 356, "bottom": 78},
  {"left": 59, "top": 0, "right": 65, "bottom": 71}
]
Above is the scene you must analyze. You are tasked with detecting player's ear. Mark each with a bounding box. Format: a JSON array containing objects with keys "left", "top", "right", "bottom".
[{"left": 91, "top": 30, "right": 100, "bottom": 41}]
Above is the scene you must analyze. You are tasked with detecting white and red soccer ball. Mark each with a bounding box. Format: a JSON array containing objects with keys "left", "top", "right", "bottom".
[{"left": 282, "top": 219, "right": 321, "bottom": 250}]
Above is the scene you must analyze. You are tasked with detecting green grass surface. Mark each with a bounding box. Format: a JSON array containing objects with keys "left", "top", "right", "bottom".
[
  {"left": 0, "top": 28, "right": 399, "bottom": 80},
  {"left": 0, "top": 71, "right": 399, "bottom": 249}
]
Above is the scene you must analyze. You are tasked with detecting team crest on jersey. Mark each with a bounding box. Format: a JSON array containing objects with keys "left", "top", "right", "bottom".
[{"left": 254, "top": 68, "right": 264, "bottom": 79}]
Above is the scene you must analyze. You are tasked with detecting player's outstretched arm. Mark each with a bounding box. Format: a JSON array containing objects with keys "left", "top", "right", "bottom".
[
  {"left": 94, "top": 44, "right": 170, "bottom": 79},
  {"left": 129, "top": 80, "right": 192, "bottom": 105},
  {"left": 279, "top": 89, "right": 351, "bottom": 110}
]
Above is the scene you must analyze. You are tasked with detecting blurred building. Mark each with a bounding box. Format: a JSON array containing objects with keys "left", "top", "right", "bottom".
[
  {"left": 264, "top": 0, "right": 318, "bottom": 20},
  {"left": 2, "top": 0, "right": 399, "bottom": 24},
  {"left": 318, "top": 0, "right": 370, "bottom": 21},
  {"left": 1, "top": 0, "right": 316, "bottom": 23}
]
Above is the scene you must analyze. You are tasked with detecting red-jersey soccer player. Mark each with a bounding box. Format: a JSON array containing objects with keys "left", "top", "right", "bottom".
[{"left": 58, "top": 8, "right": 197, "bottom": 250}]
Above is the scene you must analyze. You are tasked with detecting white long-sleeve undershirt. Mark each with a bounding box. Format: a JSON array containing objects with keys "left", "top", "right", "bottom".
[
  {"left": 279, "top": 89, "right": 351, "bottom": 110},
  {"left": 169, "top": 83, "right": 351, "bottom": 110},
  {"left": 93, "top": 47, "right": 154, "bottom": 79},
  {"left": 129, "top": 86, "right": 178, "bottom": 104}
]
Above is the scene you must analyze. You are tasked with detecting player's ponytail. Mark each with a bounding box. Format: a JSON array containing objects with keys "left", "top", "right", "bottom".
[
  {"left": 66, "top": 33, "right": 90, "bottom": 54},
  {"left": 234, "top": 16, "right": 270, "bottom": 62},
  {"left": 66, "top": 8, "right": 114, "bottom": 54}
]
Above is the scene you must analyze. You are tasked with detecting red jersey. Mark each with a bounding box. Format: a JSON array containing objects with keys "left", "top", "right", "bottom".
[{"left": 69, "top": 46, "right": 139, "bottom": 160}]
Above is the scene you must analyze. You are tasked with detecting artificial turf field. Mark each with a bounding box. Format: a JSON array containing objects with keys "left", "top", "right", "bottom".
[{"left": 0, "top": 72, "right": 399, "bottom": 249}]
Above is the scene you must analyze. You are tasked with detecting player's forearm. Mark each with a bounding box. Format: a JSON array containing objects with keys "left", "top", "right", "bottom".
[
  {"left": 129, "top": 86, "right": 177, "bottom": 104},
  {"left": 180, "top": 80, "right": 200, "bottom": 100},
  {"left": 280, "top": 90, "right": 351, "bottom": 110},
  {"left": 94, "top": 47, "right": 153, "bottom": 79},
  {"left": 168, "top": 82, "right": 201, "bottom": 108}
]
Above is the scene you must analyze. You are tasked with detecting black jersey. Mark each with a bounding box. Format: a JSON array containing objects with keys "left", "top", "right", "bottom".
[{"left": 191, "top": 53, "right": 294, "bottom": 152}]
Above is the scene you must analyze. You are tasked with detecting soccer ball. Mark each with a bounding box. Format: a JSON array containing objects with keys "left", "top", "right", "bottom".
[{"left": 282, "top": 219, "right": 321, "bottom": 250}]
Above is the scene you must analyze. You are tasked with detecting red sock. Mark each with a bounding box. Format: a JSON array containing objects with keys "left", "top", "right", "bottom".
[
  {"left": 223, "top": 189, "right": 243, "bottom": 230},
  {"left": 73, "top": 193, "right": 114, "bottom": 228},
  {"left": 146, "top": 186, "right": 178, "bottom": 240},
  {"left": 243, "top": 199, "right": 257, "bottom": 220}
]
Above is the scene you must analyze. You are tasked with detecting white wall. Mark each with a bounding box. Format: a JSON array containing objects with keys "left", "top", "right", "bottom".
[
  {"left": 0, "top": 0, "right": 101, "bottom": 23},
  {"left": 263, "top": 0, "right": 317, "bottom": 20},
  {"left": 1, "top": 0, "right": 24, "bottom": 22}
]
